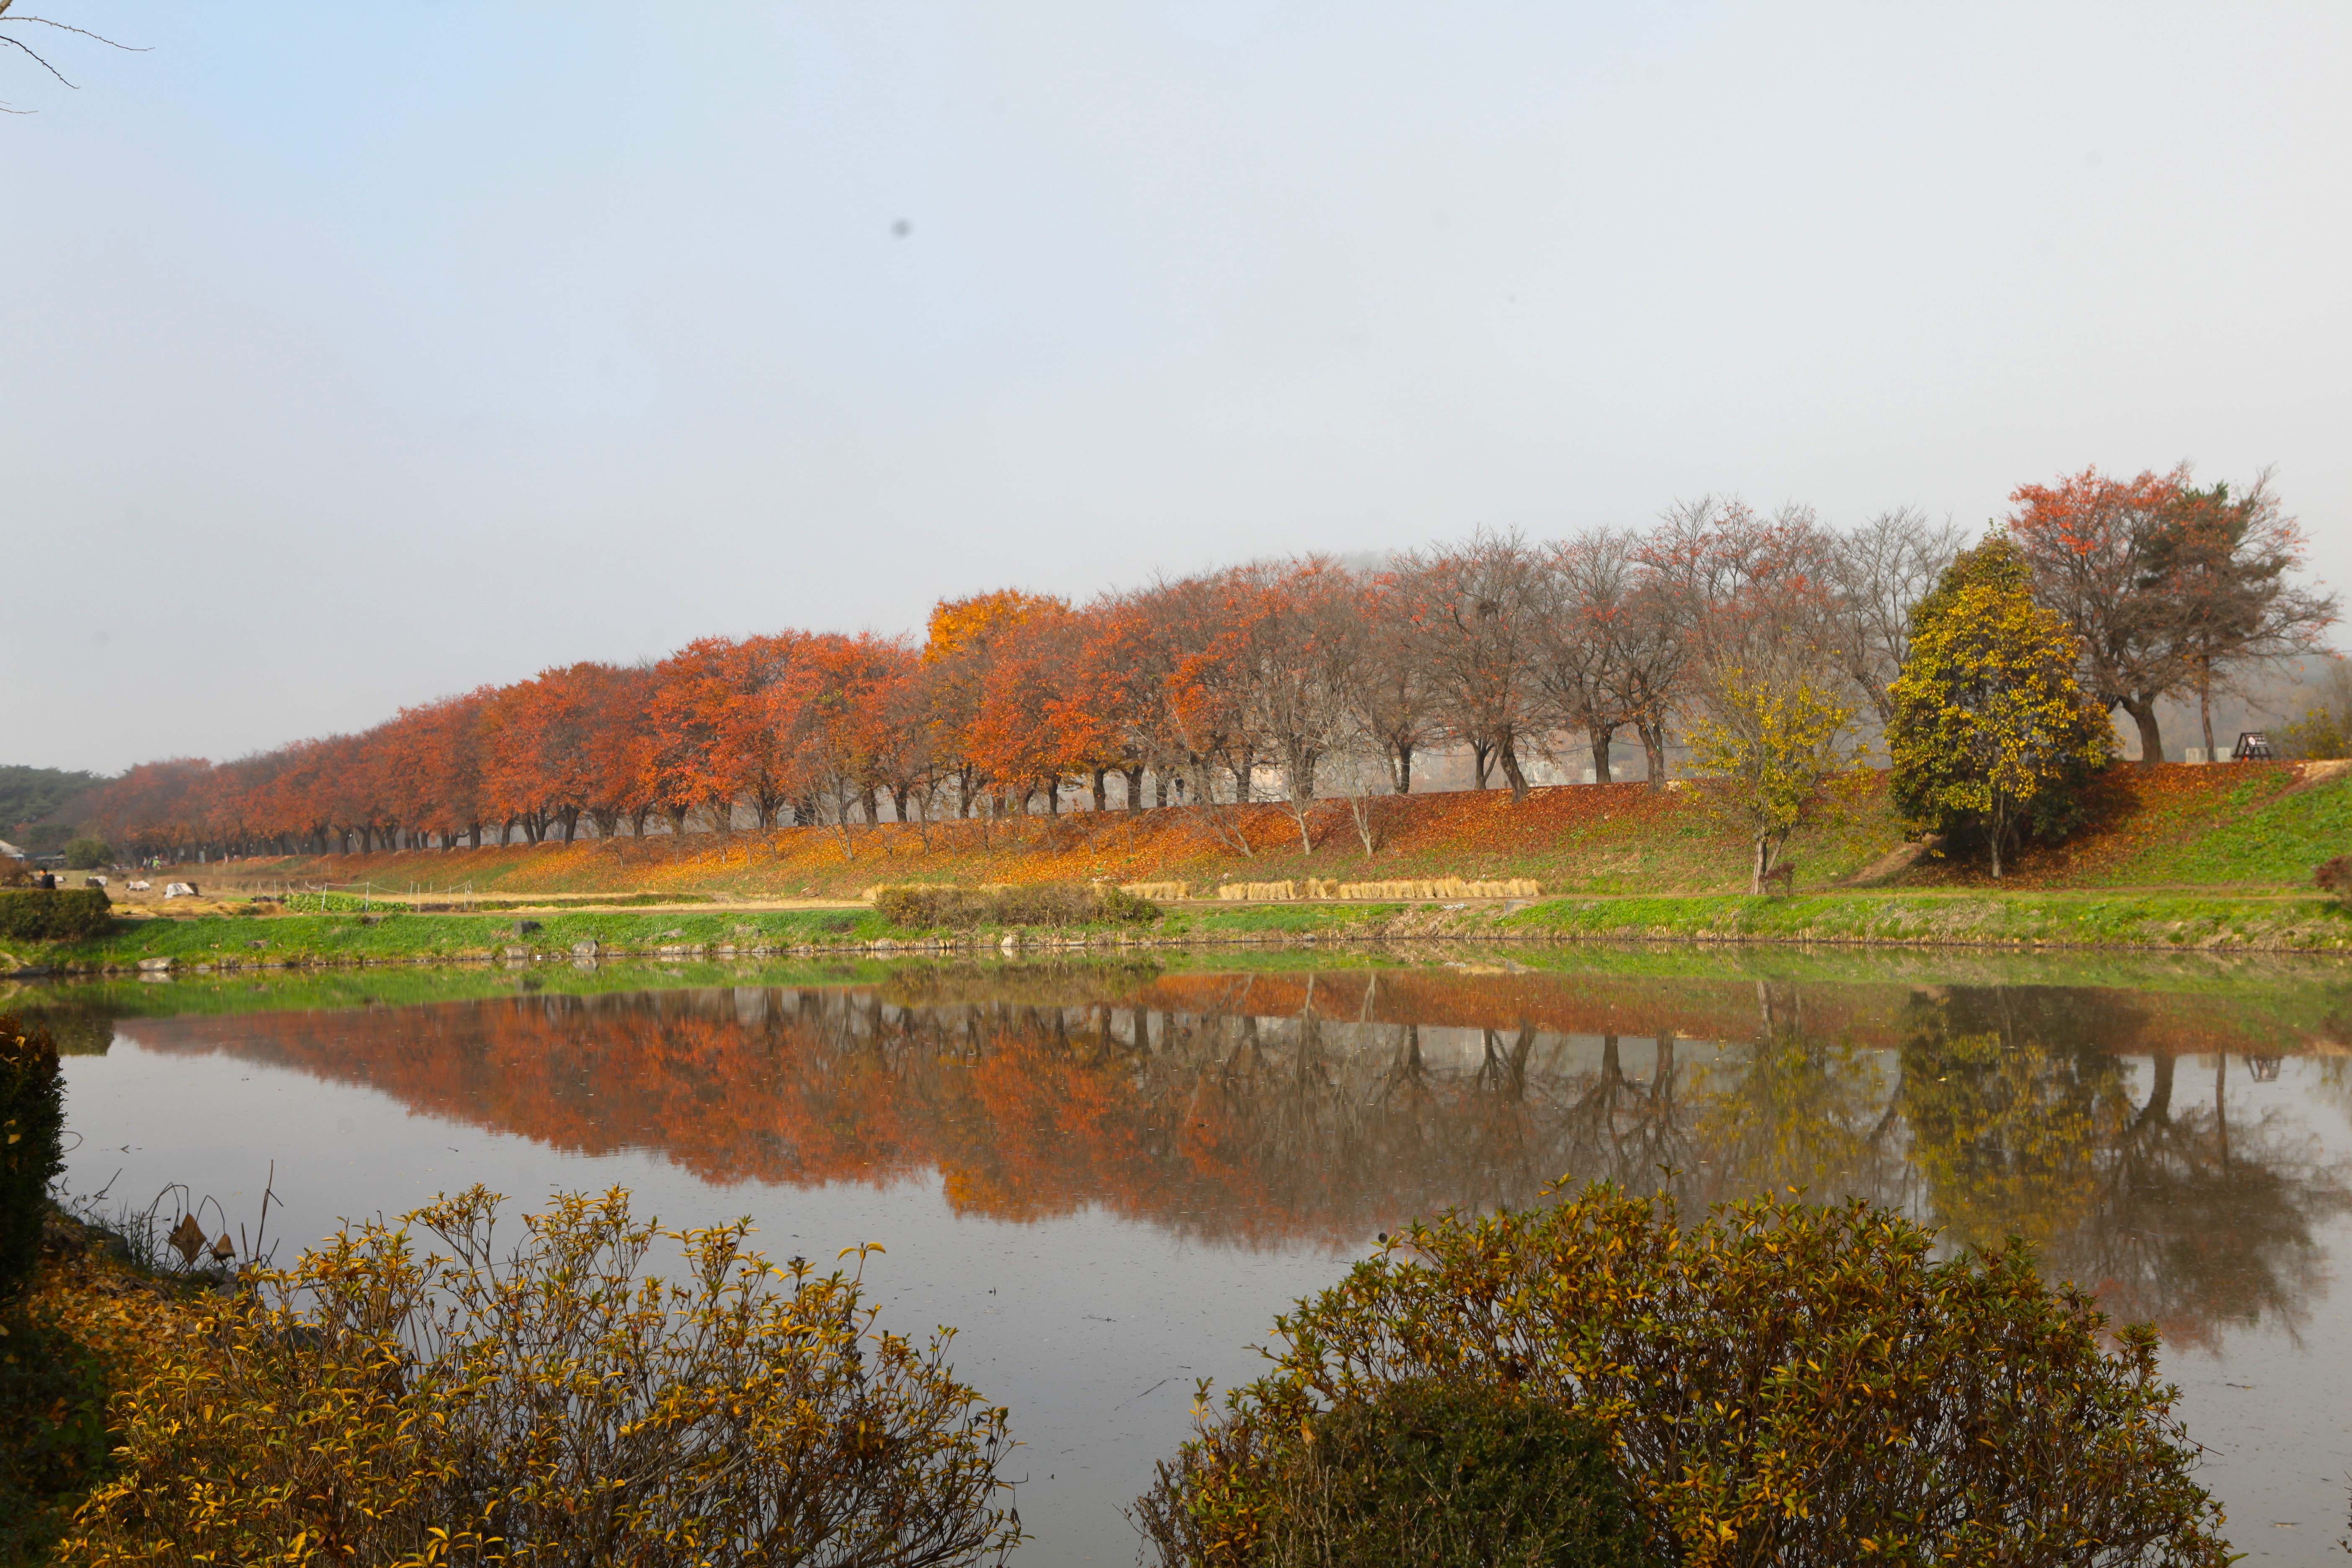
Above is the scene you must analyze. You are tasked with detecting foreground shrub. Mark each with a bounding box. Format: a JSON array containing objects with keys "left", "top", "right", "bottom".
[
  {"left": 62, "top": 1185, "right": 1023, "bottom": 1568},
  {"left": 1139, "top": 1377, "right": 1658, "bottom": 1568},
  {"left": 0, "top": 889, "right": 115, "bottom": 943},
  {"left": 2318, "top": 854, "right": 2352, "bottom": 908},
  {"left": 0, "top": 1016, "right": 65, "bottom": 1300},
  {"left": 0, "top": 1289, "right": 115, "bottom": 1562},
  {"left": 874, "top": 882, "right": 1161, "bottom": 931},
  {"left": 1142, "top": 1181, "right": 2229, "bottom": 1568}
]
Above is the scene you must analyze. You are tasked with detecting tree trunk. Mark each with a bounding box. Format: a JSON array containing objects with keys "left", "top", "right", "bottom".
[
  {"left": 1470, "top": 740, "right": 1495, "bottom": 789},
  {"left": 2198, "top": 660, "right": 2217, "bottom": 760},
  {"left": 560, "top": 808, "right": 580, "bottom": 844},
  {"left": 1639, "top": 719, "right": 1669, "bottom": 790},
  {"left": 2140, "top": 1051, "right": 2176, "bottom": 1128},
  {"left": 1125, "top": 766, "right": 1145, "bottom": 812},
  {"left": 1751, "top": 837, "right": 1769, "bottom": 895},
  {"left": 2214, "top": 1052, "right": 2230, "bottom": 1170},
  {"left": 1392, "top": 742, "right": 1414, "bottom": 795},
  {"left": 1499, "top": 739, "right": 1530, "bottom": 803},
  {"left": 1987, "top": 792, "right": 2007, "bottom": 879},
  {"left": 2120, "top": 696, "right": 2164, "bottom": 766},
  {"left": 1589, "top": 727, "right": 1614, "bottom": 784}
]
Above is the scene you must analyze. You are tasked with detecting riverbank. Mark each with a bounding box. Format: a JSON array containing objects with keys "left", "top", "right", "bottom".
[
  {"left": 5, "top": 885, "right": 2348, "bottom": 978},
  {"left": 147, "top": 761, "right": 2352, "bottom": 905}
]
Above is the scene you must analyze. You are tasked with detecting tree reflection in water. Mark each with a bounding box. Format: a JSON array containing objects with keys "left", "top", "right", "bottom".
[{"left": 95, "top": 965, "right": 2351, "bottom": 1352}]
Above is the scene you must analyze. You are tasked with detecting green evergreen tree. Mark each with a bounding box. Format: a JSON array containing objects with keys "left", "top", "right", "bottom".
[{"left": 1888, "top": 536, "right": 2112, "bottom": 877}]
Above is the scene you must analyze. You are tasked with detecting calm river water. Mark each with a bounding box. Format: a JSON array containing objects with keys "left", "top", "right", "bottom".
[{"left": 22, "top": 949, "right": 2352, "bottom": 1565}]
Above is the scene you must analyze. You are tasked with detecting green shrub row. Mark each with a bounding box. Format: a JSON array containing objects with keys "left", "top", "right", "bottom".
[
  {"left": 0, "top": 890, "right": 115, "bottom": 944},
  {"left": 874, "top": 882, "right": 1161, "bottom": 930}
]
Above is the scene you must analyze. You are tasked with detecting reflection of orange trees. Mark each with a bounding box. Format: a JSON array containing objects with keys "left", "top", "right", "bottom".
[
  {"left": 129, "top": 987, "right": 1668, "bottom": 1250},
  {"left": 118, "top": 973, "right": 2352, "bottom": 1343}
]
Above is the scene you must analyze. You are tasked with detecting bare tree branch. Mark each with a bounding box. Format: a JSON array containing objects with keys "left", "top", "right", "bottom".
[
  {"left": 0, "top": 29, "right": 75, "bottom": 87},
  {"left": 0, "top": 4, "right": 150, "bottom": 107}
]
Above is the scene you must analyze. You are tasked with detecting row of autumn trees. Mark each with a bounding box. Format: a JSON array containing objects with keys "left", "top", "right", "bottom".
[{"left": 88, "top": 465, "right": 2335, "bottom": 864}]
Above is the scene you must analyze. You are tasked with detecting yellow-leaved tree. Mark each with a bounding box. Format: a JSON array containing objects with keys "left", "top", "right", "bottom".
[
  {"left": 1888, "top": 535, "right": 2112, "bottom": 878},
  {"left": 1686, "top": 667, "right": 1865, "bottom": 894}
]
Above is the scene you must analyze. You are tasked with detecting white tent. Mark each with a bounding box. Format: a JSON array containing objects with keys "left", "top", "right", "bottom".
[{"left": 0, "top": 840, "right": 23, "bottom": 860}]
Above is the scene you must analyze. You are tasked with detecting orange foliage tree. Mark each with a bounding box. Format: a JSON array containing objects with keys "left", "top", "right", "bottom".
[{"left": 83, "top": 475, "right": 2337, "bottom": 862}]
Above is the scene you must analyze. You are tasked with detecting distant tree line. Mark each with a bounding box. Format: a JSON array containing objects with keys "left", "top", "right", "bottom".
[
  {"left": 0, "top": 766, "right": 106, "bottom": 851},
  {"left": 82, "top": 466, "right": 2334, "bottom": 865}
]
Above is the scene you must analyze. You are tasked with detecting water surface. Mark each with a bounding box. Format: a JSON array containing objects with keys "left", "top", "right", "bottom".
[{"left": 25, "top": 949, "right": 2352, "bottom": 1564}]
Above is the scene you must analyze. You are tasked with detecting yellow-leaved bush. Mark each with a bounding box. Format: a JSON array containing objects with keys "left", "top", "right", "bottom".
[
  {"left": 1140, "top": 1180, "right": 2231, "bottom": 1568},
  {"left": 1684, "top": 667, "right": 1867, "bottom": 894},
  {"left": 61, "top": 1186, "right": 1022, "bottom": 1568}
]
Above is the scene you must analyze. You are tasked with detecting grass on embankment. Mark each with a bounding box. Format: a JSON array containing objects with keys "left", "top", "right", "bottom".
[
  {"left": 10, "top": 883, "right": 2352, "bottom": 976},
  {"left": 170, "top": 761, "right": 2352, "bottom": 905}
]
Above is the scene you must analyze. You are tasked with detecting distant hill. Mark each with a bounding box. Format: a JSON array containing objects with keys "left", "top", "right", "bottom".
[{"left": 0, "top": 764, "right": 109, "bottom": 840}]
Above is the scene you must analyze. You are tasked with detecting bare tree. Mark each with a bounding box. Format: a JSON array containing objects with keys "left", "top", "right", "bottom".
[
  {"left": 1612, "top": 562, "right": 1695, "bottom": 788},
  {"left": 1403, "top": 529, "right": 1547, "bottom": 801},
  {"left": 1642, "top": 498, "right": 1838, "bottom": 677},
  {"left": 1236, "top": 558, "right": 1365, "bottom": 852},
  {"left": 1825, "top": 507, "right": 1969, "bottom": 726},
  {"left": 1319, "top": 735, "right": 1396, "bottom": 858},
  {"left": 1350, "top": 570, "right": 1440, "bottom": 793},
  {"left": 1531, "top": 530, "right": 1637, "bottom": 784},
  {"left": 1633, "top": 498, "right": 1840, "bottom": 787}
]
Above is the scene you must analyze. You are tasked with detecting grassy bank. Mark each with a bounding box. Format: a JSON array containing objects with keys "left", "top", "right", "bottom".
[
  {"left": 6, "top": 884, "right": 2350, "bottom": 980},
  {"left": 12, "top": 935, "right": 2349, "bottom": 1064},
  {"left": 154, "top": 761, "right": 2352, "bottom": 906}
]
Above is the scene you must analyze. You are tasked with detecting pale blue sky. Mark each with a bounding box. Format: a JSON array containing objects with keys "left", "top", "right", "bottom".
[{"left": 7, "top": 3, "right": 2348, "bottom": 772}]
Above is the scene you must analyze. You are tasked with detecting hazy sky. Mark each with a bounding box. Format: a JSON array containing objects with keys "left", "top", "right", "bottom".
[{"left": 7, "top": 3, "right": 2348, "bottom": 774}]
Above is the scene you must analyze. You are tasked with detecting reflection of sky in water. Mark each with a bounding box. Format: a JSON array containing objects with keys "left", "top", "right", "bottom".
[{"left": 42, "top": 970, "right": 2352, "bottom": 1566}]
